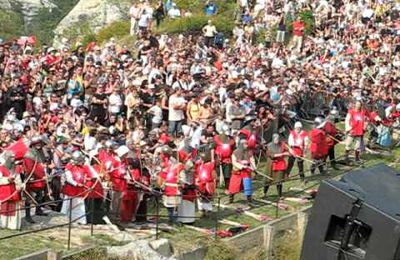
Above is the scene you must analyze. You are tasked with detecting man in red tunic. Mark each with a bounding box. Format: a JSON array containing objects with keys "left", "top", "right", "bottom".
[
  {"left": 292, "top": 16, "right": 305, "bottom": 53},
  {"left": 309, "top": 117, "right": 328, "bottom": 175},
  {"left": 0, "top": 153, "right": 23, "bottom": 230},
  {"left": 214, "top": 128, "right": 235, "bottom": 192},
  {"left": 61, "top": 151, "right": 88, "bottom": 224},
  {"left": 120, "top": 157, "right": 145, "bottom": 224},
  {"left": 265, "top": 134, "right": 290, "bottom": 198},
  {"left": 345, "top": 100, "right": 368, "bottom": 163},
  {"left": 195, "top": 153, "right": 216, "bottom": 217},
  {"left": 109, "top": 145, "right": 131, "bottom": 222},
  {"left": 323, "top": 115, "right": 340, "bottom": 170},
  {"left": 84, "top": 157, "right": 105, "bottom": 224},
  {"left": 229, "top": 139, "right": 256, "bottom": 204},
  {"left": 157, "top": 155, "right": 184, "bottom": 224},
  {"left": 286, "top": 121, "right": 308, "bottom": 182},
  {"left": 239, "top": 122, "right": 258, "bottom": 154}
]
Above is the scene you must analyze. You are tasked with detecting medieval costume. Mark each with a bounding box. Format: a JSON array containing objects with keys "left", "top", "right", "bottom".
[
  {"left": 264, "top": 134, "right": 289, "bottom": 198},
  {"left": 322, "top": 116, "right": 340, "bottom": 170},
  {"left": 84, "top": 162, "right": 105, "bottom": 224},
  {"left": 177, "top": 161, "right": 196, "bottom": 224},
  {"left": 108, "top": 146, "right": 130, "bottom": 222},
  {"left": 195, "top": 157, "right": 216, "bottom": 216},
  {"left": 214, "top": 131, "right": 234, "bottom": 191},
  {"left": 61, "top": 151, "right": 88, "bottom": 225},
  {"left": 345, "top": 101, "right": 368, "bottom": 163},
  {"left": 158, "top": 155, "right": 184, "bottom": 224},
  {"left": 229, "top": 139, "right": 256, "bottom": 204},
  {"left": 310, "top": 118, "right": 329, "bottom": 175},
  {"left": 0, "top": 164, "right": 23, "bottom": 230},
  {"left": 286, "top": 121, "right": 308, "bottom": 181}
]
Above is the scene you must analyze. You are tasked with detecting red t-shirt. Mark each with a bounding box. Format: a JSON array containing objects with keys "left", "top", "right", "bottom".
[{"left": 293, "top": 21, "right": 305, "bottom": 36}]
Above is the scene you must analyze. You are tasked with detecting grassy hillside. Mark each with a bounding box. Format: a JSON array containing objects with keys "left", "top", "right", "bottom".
[{"left": 0, "top": 0, "right": 78, "bottom": 44}]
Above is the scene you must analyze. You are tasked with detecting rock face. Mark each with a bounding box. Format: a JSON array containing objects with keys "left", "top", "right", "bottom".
[
  {"left": 53, "top": 0, "right": 130, "bottom": 44},
  {"left": 107, "top": 240, "right": 177, "bottom": 260},
  {"left": 0, "top": 0, "right": 57, "bottom": 31}
]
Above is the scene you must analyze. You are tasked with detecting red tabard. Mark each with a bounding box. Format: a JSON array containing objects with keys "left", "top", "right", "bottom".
[
  {"left": 160, "top": 163, "right": 184, "bottom": 196},
  {"left": 110, "top": 160, "right": 127, "bottom": 192},
  {"left": 5, "top": 138, "right": 29, "bottom": 160},
  {"left": 348, "top": 109, "right": 367, "bottom": 136},
  {"left": 0, "top": 166, "right": 21, "bottom": 203},
  {"left": 323, "top": 122, "right": 338, "bottom": 147},
  {"left": 214, "top": 135, "right": 233, "bottom": 163},
  {"left": 62, "top": 164, "right": 87, "bottom": 197},
  {"left": 309, "top": 128, "right": 328, "bottom": 159},
  {"left": 23, "top": 158, "right": 46, "bottom": 191},
  {"left": 272, "top": 143, "right": 288, "bottom": 171},
  {"left": 196, "top": 162, "right": 215, "bottom": 195},
  {"left": 239, "top": 128, "right": 257, "bottom": 149},
  {"left": 289, "top": 130, "right": 308, "bottom": 156},
  {"left": 178, "top": 147, "right": 197, "bottom": 162},
  {"left": 228, "top": 167, "right": 251, "bottom": 194},
  {"left": 85, "top": 164, "right": 104, "bottom": 199}
]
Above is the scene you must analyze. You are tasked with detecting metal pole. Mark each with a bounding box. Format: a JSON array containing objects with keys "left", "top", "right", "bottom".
[
  {"left": 156, "top": 196, "right": 160, "bottom": 239},
  {"left": 90, "top": 199, "right": 94, "bottom": 236},
  {"left": 215, "top": 197, "right": 220, "bottom": 239},
  {"left": 67, "top": 198, "right": 73, "bottom": 250}
]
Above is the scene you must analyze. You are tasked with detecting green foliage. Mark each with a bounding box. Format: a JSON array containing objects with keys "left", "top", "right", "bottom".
[
  {"left": 60, "top": 21, "right": 96, "bottom": 48},
  {"left": 0, "top": 10, "right": 24, "bottom": 40},
  {"left": 156, "top": 14, "right": 234, "bottom": 35},
  {"left": 28, "top": 0, "right": 79, "bottom": 45},
  {"left": 96, "top": 21, "right": 131, "bottom": 44},
  {"left": 285, "top": 10, "right": 315, "bottom": 37},
  {"left": 205, "top": 240, "right": 238, "bottom": 260},
  {"left": 155, "top": 0, "right": 235, "bottom": 35}
]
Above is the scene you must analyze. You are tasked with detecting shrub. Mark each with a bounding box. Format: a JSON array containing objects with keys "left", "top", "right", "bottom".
[
  {"left": 156, "top": 14, "right": 234, "bottom": 35},
  {"left": 96, "top": 21, "right": 130, "bottom": 44},
  {"left": 0, "top": 10, "right": 24, "bottom": 40}
]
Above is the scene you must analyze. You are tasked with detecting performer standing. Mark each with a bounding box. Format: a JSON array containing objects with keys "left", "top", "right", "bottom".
[
  {"left": 264, "top": 134, "right": 289, "bottom": 199},
  {"left": 309, "top": 117, "right": 328, "bottom": 175},
  {"left": 120, "top": 157, "right": 143, "bottom": 224},
  {"left": 195, "top": 153, "right": 216, "bottom": 217},
  {"left": 84, "top": 157, "right": 105, "bottom": 224},
  {"left": 214, "top": 126, "right": 234, "bottom": 193},
  {"left": 286, "top": 121, "right": 308, "bottom": 182},
  {"left": 323, "top": 115, "right": 340, "bottom": 170},
  {"left": 109, "top": 145, "right": 130, "bottom": 222},
  {"left": 61, "top": 151, "right": 88, "bottom": 224},
  {"left": 177, "top": 161, "right": 197, "bottom": 224},
  {"left": 157, "top": 153, "right": 184, "bottom": 224},
  {"left": 229, "top": 139, "right": 256, "bottom": 205},
  {"left": 0, "top": 153, "right": 23, "bottom": 230},
  {"left": 345, "top": 100, "right": 368, "bottom": 164}
]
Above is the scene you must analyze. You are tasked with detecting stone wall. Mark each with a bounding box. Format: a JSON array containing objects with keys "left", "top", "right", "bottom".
[{"left": 226, "top": 206, "right": 312, "bottom": 260}]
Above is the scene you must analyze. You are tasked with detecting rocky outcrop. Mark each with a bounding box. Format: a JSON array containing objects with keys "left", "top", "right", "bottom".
[
  {"left": 0, "top": 0, "right": 58, "bottom": 31},
  {"left": 53, "top": 0, "right": 130, "bottom": 45}
]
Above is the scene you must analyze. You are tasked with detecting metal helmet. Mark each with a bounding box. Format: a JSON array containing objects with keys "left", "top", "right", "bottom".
[{"left": 71, "top": 151, "right": 84, "bottom": 164}]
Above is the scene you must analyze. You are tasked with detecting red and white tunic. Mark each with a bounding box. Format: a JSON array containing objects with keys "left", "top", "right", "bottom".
[{"left": 288, "top": 130, "right": 308, "bottom": 157}]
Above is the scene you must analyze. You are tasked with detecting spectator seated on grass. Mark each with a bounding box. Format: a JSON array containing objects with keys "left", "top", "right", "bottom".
[
  {"left": 168, "top": 3, "right": 181, "bottom": 19},
  {"left": 204, "top": 1, "right": 218, "bottom": 16}
]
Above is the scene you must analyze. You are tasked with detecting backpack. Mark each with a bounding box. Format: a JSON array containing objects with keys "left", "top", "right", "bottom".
[{"left": 214, "top": 33, "right": 225, "bottom": 47}]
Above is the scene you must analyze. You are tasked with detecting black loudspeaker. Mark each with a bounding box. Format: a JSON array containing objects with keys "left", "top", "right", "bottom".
[{"left": 301, "top": 163, "right": 400, "bottom": 260}]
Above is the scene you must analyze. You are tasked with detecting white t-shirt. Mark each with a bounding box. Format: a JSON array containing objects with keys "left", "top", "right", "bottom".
[
  {"left": 138, "top": 13, "right": 152, "bottom": 27},
  {"left": 149, "top": 105, "right": 163, "bottom": 124},
  {"left": 168, "top": 94, "right": 186, "bottom": 121},
  {"left": 109, "top": 93, "right": 123, "bottom": 114}
]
